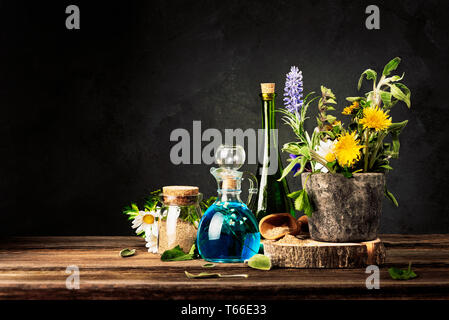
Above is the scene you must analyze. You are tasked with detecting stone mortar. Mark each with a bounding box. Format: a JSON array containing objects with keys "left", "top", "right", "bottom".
[{"left": 301, "top": 173, "right": 385, "bottom": 242}]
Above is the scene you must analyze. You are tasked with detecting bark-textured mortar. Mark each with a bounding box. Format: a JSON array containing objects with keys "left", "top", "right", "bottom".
[{"left": 301, "top": 173, "right": 385, "bottom": 242}]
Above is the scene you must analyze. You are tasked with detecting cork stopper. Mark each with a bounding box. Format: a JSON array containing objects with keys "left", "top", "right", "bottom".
[
  {"left": 260, "top": 83, "right": 275, "bottom": 94},
  {"left": 222, "top": 177, "right": 237, "bottom": 190},
  {"left": 162, "top": 186, "right": 199, "bottom": 206}
]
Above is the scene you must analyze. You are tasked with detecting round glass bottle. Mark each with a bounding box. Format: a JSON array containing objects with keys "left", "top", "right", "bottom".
[{"left": 197, "top": 145, "right": 260, "bottom": 263}]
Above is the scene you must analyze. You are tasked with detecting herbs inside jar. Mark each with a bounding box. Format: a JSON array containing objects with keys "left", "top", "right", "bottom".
[{"left": 158, "top": 186, "right": 203, "bottom": 253}]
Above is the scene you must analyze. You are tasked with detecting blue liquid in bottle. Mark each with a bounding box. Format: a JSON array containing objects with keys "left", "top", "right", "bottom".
[
  {"left": 197, "top": 200, "right": 260, "bottom": 263},
  {"left": 198, "top": 145, "right": 260, "bottom": 263}
]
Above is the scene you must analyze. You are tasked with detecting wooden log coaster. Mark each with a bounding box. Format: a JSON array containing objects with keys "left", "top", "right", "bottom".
[{"left": 263, "top": 235, "right": 386, "bottom": 268}]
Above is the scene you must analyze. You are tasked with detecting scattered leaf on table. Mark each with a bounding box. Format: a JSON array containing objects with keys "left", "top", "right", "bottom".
[
  {"left": 248, "top": 254, "right": 272, "bottom": 271},
  {"left": 119, "top": 248, "right": 136, "bottom": 257},
  {"left": 185, "top": 271, "right": 220, "bottom": 279},
  {"left": 202, "top": 263, "right": 216, "bottom": 268},
  {"left": 388, "top": 262, "right": 417, "bottom": 280},
  {"left": 161, "top": 245, "right": 193, "bottom": 261},
  {"left": 185, "top": 271, "right": 248, "bottom": 279}
]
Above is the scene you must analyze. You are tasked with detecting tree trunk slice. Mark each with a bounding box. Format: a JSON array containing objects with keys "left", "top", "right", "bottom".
[{"left": 263, "top": 236, "right": 386, "bottom": 268}]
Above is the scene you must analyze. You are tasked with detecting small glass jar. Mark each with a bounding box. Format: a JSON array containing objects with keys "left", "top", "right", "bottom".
[{"left": 158, "top": 186, "right": 203, "bottom": 253}]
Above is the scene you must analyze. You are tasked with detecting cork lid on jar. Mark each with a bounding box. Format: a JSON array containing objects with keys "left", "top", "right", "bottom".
[
  {"left": 162, "top": 186, "right": 199, "bottom": 206},
  {"left": 260, "top": 83, "right": 275, "bottom": 94}
]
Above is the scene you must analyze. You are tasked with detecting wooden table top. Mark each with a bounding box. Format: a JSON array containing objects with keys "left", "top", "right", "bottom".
[{"left": 0, "top": 235, "right": 448, "bottom": 300}]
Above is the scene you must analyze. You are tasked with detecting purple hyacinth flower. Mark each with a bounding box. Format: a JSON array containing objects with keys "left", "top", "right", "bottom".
[
  {"left": 283, "top": 66, "right": 304, "bottom": 115},
  {"left": 289, "top": 154, "right": 301, "bottom": 173}
]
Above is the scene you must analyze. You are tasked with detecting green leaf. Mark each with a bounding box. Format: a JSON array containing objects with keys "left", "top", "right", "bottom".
[
  {"left": 389, "top": 83, "right": 410, "bottom": 108},
  {"left": 278, "top": 156, "right": 302, "bottom": 181},
  {"left": 394, "top": 83, "right": 411, "bottom": 108},
  {"left": 346, "top": 97, "right": 365, "bottom": 102},
  {"left": 321, "top": 86, "right": 336, "bottom": 99},
  {"left": 185, "top": 271, "right": 248, "bottom": 279},
  {"left": 282, "top": 142, "right": 302, "bottom": 155},
  {"left": 185, "top": 271, "right": 220, "bottom": 279},
  {"left": 325, "top": 160, "right": 337, "bottom": 171},
  {"left": 358, "top": 69, "right": 377, "bottom": 90},
  {"left": 294, "top": 190, "right": 305, "bottom": 211},
  {"left": 119, "top": 248, "right": 136, "bottom": 257},
  {"left": 302, "top": 191, "right": 313, "bottom": 217},
  {"left": 161, "top": 245, "right": 194, "bottom": 261},
  {"left": 326, "top": 106, "right": 336, "bottom": 111},
  {"left": 298, "top": 145, "right": 311, "bottom": 159},
  {"left": 384, "top": 73, "right": 404, "bottom": 84},
  {"left": 388, "top": 262, "right": 417, "bottom": 280},
  {"left": 288, "top": 190, "right": 302, "bottom": 199},
  {"left": 202, "top": 263, "right": 216, "bottom": 268},
  {"left": 387, "top": 120, "right": 408, "bottom": 158},
  {"left": 388, "top": 120, "right": 408, "bottom": 133},
  {"left": 247, "top": 254, "right": 272, "bottom": 271},
  {"left": 382, "top": 57, "right": 401, "bottom": 76},
  {"left": 326, "top": 115, "right": 337, "bottom": 124},
  {"left": 380, "top": 164, "right": 393, "bottom": 170},
  {"left": 380, "top": 91, "right": 394, "bottom": 109},
  {"left": 342, "top": 169, "right": 353, "bottom": 178},
  {"left": 385, "top": 187, "right": 399, "bottom": 207}
]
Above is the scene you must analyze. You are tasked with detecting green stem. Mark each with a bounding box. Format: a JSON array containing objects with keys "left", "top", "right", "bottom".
[
  {"left": 369, "top": 131, "right": 386, "bottom": 169},
  {"left": 363, "top": 129, "right": 370, "bottom": 172},
  {"left": 310, "top": 150, "right": 336, "bottom": 174}
]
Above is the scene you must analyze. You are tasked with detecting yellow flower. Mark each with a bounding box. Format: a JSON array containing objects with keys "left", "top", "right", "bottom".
[
  {"left": 334, "top": 132, "right": 363, "bottom": 167},
  {"left": 332, "top": 120, "right": 342, "bottom": 127},
  {"left": 342, "top": 101, "right": 359, "bottom": 115},
  {"left": 325, "top": 152, "right": 336, "bottom": 162},
  {"left": 359, "top": 106, "right": 392, "bottom": 131}
]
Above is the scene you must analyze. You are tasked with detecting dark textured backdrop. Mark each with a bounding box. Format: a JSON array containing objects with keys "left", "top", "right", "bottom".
[{"left": 1, "top": 0, "right": 448, "bottom": 235}]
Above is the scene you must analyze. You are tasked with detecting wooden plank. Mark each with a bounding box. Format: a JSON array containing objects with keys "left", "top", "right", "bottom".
[
  {"left": 2, "top": 234, "right": 448, "bottom": 249},
  {"left": 1, "top": 267, "right": 448, "bottom": 300},
  {"left": 0, "top": 235, "right": 448, "bottom": 300}
]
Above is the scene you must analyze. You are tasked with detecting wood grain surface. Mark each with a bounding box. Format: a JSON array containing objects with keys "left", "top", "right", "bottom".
[
  {"left": 1, "top": 235, "right": 448, "bottom": 300},
  {"left": 264, "top": 238, "right": 386, "bottom": 268}
]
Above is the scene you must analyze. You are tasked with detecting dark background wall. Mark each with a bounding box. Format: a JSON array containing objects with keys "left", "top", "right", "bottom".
[{"left": 0, "top": 0, "right": 448, "bottom": 235}]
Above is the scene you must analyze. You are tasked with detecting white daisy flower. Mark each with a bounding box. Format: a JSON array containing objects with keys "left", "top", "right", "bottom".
[
  {"left": 145, "top": 234, "right": 158, "bottom": 253},
  {"left": 315, "top": 139, "right": 336, "bottom": 173},
  {"left": 131, "top": 209, "right": 159, "bottom": 237}
]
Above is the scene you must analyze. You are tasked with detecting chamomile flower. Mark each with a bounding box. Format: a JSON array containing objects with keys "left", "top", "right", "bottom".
[
  {"left": 315, "top": 139, "right": 336, "bottom": 172},
  {"left": 132, "top": 210, "right": 159, "bottom": 238},
  {"left": 145, "top": 234, "right": 158, "bottom": 253}
]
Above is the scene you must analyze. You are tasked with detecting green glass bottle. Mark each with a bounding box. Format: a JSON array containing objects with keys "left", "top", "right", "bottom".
[{"left": 255, "top": 83, "right": 295, "bottom": 221}]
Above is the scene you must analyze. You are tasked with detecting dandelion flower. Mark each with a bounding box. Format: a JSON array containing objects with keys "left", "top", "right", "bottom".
[
  {"left": 334, "top": 132, "right": 363, "bottom": 167},
  {"left": 359, "top": 106, "right": 392, "bottom": 131},
  {"left": 342, "top": 101, "right": 359, "bottom": 115}
]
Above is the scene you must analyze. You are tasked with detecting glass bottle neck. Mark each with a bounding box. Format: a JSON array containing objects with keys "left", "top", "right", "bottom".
[
  {"left": 261, "top": 93, "right": 277, "bottom": 131},
  {"left": 260, "top": 93, "right": 279, "bottom": 155},
  {"left": 217, "top": 190, "right": 242, "bottom": 203}
]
